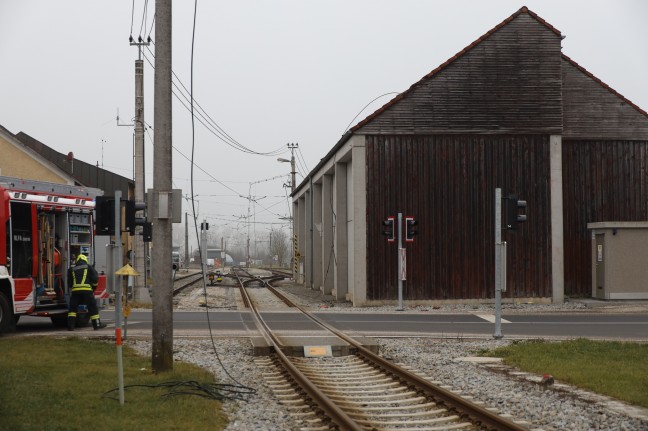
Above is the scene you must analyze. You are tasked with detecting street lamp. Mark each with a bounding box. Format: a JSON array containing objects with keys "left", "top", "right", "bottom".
[
  {"left": 277, "top": 154, "right": 296, "bottom": 194},
  {"left": 278, "top": 145, "right": 297, "bottom": 277}
]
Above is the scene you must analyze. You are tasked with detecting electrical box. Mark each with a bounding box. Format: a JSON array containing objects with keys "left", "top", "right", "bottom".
[{"left": 588, "top": 222, "right": 648, "bottom": 300}]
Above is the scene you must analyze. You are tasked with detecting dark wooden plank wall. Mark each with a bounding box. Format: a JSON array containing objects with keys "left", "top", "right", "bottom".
[
  {"left": 562, "top": 59, "right": 648, "bottom": 140},
  {"left": 356, "top": 14, "right": 562, "bottom": 136},
  {"left": 562, "top": 140, "right": 648, "bottom": 296},
  {"left": 365, "top": 134, "right": 551, "bottom": 301}
]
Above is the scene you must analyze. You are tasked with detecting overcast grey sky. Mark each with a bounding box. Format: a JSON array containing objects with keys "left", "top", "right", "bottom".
[{"left": 1, "top": 1, "right": 647, "bottom": 253}]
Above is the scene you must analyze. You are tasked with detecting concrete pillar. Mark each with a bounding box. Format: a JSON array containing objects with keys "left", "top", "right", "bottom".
[
  {"left": 292, "top": 200, "right": 298, "bottom": 280},
  {"left": 313, "top": 182, "right": 323, "bottom": 290},
  {"left": 350, "top": 136, "right": 367, "bottom": 305},
  {"left": 321, "top": 174, "right": 334, "bottom": 295},
  {"left": 304, "top": 190, "right": 313, "bottom": 288},
  {"left": 297, "top": 196, "right": 306, "bottom": 284},
  {"left": 333, "top": 162, "right": 348, "bottom": 300},
  {"left": 133, "top": 59, "right": 149, "bottom": 303},
  {"left": 550, "top": 135, "right": 565, "bottom": 303}
]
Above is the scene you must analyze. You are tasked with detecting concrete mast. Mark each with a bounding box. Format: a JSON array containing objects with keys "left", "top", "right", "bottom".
[{"left": 152, "top": 0, "right": 173, "bottom": 372}]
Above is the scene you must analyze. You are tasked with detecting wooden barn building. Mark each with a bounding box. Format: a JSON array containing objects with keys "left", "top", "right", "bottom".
[{"left": 291, "top": 7, "right": 648, "bottom": 306}]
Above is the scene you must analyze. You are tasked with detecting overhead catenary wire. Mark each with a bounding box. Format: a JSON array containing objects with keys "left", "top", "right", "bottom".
[
  {"left": 144, "top": 43, "right": 287, "bottom": 157},
  {"left": 138, "top": 0, "right": 149, "bottom": 40},
  {"left": 144, "top": 125, "right": 243, "bottom": 198},
  {"left": 296, "top": 146, "right": 309, "bottom": 173},
  {"left": 139, "top": 67, "right": 275, "bottom": 201},
  {"left": 130, "top": 0, "right": 135, "bottom": 37},
  {"left": 147, "top": 13, "right": 156, "bottom": 40}
]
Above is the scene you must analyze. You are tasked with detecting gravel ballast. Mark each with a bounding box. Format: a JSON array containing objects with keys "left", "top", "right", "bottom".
[{"left": 134, "top": 272, "right": 648, "bottom": 430}]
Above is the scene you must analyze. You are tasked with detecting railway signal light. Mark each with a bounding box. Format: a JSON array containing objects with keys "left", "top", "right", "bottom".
[
  {"left": 125, "top": 199, "right": 147, "bottom": 236},
  {"left": 505, "top": 195, "right": 527, "bottom": 230},
  {"left": 382, "top": 217, "right": 395, "bottom": 242},
  {"left": 94, "top": 196, "right": 115, "bottom": 235},
  {"left": 142, "top": 221, "right": 152, "bottom": 242},
  {"left": 405, "top": 217, "right": 418, "bottom": 242}
]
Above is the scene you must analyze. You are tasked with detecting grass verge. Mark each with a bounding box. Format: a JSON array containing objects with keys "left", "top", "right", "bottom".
[
  {"left": 480, "top": 338, "right": 648, "bottom": 408},
  {"left": 0, "top": 336, "right": 229, "bottom": 431}
]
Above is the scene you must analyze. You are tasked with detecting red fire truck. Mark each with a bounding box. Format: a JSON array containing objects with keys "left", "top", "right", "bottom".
[{"left": 0, "top": 178, "right": 108, "bottom": 333}]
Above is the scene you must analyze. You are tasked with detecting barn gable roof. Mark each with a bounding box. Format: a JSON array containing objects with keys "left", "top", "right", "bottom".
[
  {"left": 351, "top": 7, "right": 561, "bottom": 133},
  {"left": 351, "top": 6, "right": 648, "bottom": 139}
]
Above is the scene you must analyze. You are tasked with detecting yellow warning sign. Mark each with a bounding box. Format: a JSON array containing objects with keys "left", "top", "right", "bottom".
[
  {"left": 115, "top": 264, "right": 140, "bottom": 276},
  {"left": 304, "top": 345, "right": 332, "bottom": 357}
]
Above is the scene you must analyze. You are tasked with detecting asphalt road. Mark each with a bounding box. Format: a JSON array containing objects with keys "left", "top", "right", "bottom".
[{"left": 14, "top": 310, "right": 648, "bottom": 341}]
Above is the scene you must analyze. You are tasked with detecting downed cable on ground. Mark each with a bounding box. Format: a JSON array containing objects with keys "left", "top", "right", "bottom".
[{"left": 103, "top": 380, "right": 256, "bottom": 402}]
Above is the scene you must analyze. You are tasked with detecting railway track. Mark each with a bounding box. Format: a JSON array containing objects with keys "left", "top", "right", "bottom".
[
  {"left": 172, "top": 272, "right": 203, "bottom": 296},
  {"left": 231, "top": 267, "right": 532, "bottom": 431}
]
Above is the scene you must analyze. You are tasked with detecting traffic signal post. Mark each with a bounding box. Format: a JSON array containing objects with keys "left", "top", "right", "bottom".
[
  {"left": 494, "top": 188, "right": 507, "bottom": 339},
  {"left": 494, "top": 188, "right": 527, "bottom": 339},
  {"left": 382, "top": 213, "right": 417, "bottom": 311}
]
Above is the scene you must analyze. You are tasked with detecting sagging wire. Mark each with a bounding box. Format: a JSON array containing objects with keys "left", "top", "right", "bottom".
[
  {"left": 144, "top": 43, "right": 287, "bottom": 157},
  {"left": 341, "top": 91, "right": 401, "bottom": 135},
  {"left": 322, "top": 156, "right": 338, "bottom": 287},
  {"left": 187, "top": 0, "right": 255, "bottom": 394},
  {"left": 103, "top": 380, "right": 255, "bottom": 402}
]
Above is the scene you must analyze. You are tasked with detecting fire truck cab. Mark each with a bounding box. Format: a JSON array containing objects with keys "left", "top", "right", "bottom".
[{"left": 0, "top": 178, "right": 108, "bottom": 333}]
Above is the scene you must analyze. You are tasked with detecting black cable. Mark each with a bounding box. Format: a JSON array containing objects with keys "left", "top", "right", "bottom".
[
  {"left": 147, "top": 13, "right": 156, "bottom": 40},
  {"left": 342, "top": 91, "right": 400, "bottom": 135},
  {"left": 296, "top": 146, "right": 309, "bottom": 173},
  {"left": 188, "top": 0, "right": 251, "bottom": 390},
  {"left": 140, "top": 52, "right": 275, "bottom": 196},
  {"left": 103, "top": 380, "right": 256, "bottom": 402},
  {"left": 144, "top": 42, "right": 286, "bottom": 157},
  {"left": 139, "top": 0, "right": 149, "bottom": 39},
  {"left": 130, "top": 0, "right": 135, "bottom": 37},
  {"left": 322, "top": 171, "right": 337, "bottom": 286}
]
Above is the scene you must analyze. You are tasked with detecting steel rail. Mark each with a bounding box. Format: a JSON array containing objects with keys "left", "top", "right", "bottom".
[
  {"left": 264, "top": 283, "right": 529, "bottom": 431},
  {"left": 232, "top": 268, "right": 364, "bottom": 431},
  {"left": 172, "top": 272, "right": 203, "bottom": 296}
]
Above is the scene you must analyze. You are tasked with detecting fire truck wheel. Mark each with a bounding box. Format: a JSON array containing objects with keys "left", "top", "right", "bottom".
[{"left": 0, "top": 293, "right": 16, "bottom": 333}]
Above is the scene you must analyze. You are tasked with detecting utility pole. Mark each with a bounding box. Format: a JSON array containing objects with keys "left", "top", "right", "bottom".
[
  {"left": 286, "top": 143, "right": 298, "bottom": 278},
  {"left": 130, "top": 34, "right": 150, "bottom": 303},
  {"left": 152, "top": 0, "right": 173, "bottom": 373},
  {"left": 287, "top": 143, "right": 298, "bottom": 193}
]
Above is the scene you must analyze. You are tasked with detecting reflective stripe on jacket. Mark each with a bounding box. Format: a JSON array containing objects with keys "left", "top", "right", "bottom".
[{"left": 71, "top": 264, "right": 93, "bottom": 291}]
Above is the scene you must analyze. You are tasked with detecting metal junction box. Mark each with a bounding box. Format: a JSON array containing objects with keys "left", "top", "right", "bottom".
[{"left": 587, "top": 222, "right": 648, "bottom": 300}]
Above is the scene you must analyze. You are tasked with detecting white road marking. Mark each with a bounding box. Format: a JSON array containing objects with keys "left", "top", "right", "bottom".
[{"left": 471, "top": 313, "right": 511, "bottom": 323}]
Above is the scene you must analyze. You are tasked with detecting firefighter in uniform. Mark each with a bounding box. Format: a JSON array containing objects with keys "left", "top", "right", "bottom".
[{"left": 67, "top": 253, "right": 106, "bottom": 331}]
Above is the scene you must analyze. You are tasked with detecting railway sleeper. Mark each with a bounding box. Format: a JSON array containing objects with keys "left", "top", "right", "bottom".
[
  {"left": 328, "top": 388, "right": 418, "bottom": 404},
  {"left": 292, "top": 360, "right": 372, "bottom": 368},
  {"left": 301, "top": 375, "right": 392, "bottom": 385},
  {"left": 314, "top": 381, "right": 400, "bottom": 391},
  {"left": 301, "top": 371, "right": 384, "bottom": 380},
  {"left": 347, "top": 410, "right": 459, "bottom": 425},
  {"left": 347, "top": 402, "right": 443, "bottom": 412},
  {"left": 296, "top": 365, "right": 381, "bottom": 373},
  {"left": 369, "top": 424, "right": 472, "bottom": 431},
  {"left": 353, "top": 415, "right": 471, "bottom": 428}
]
